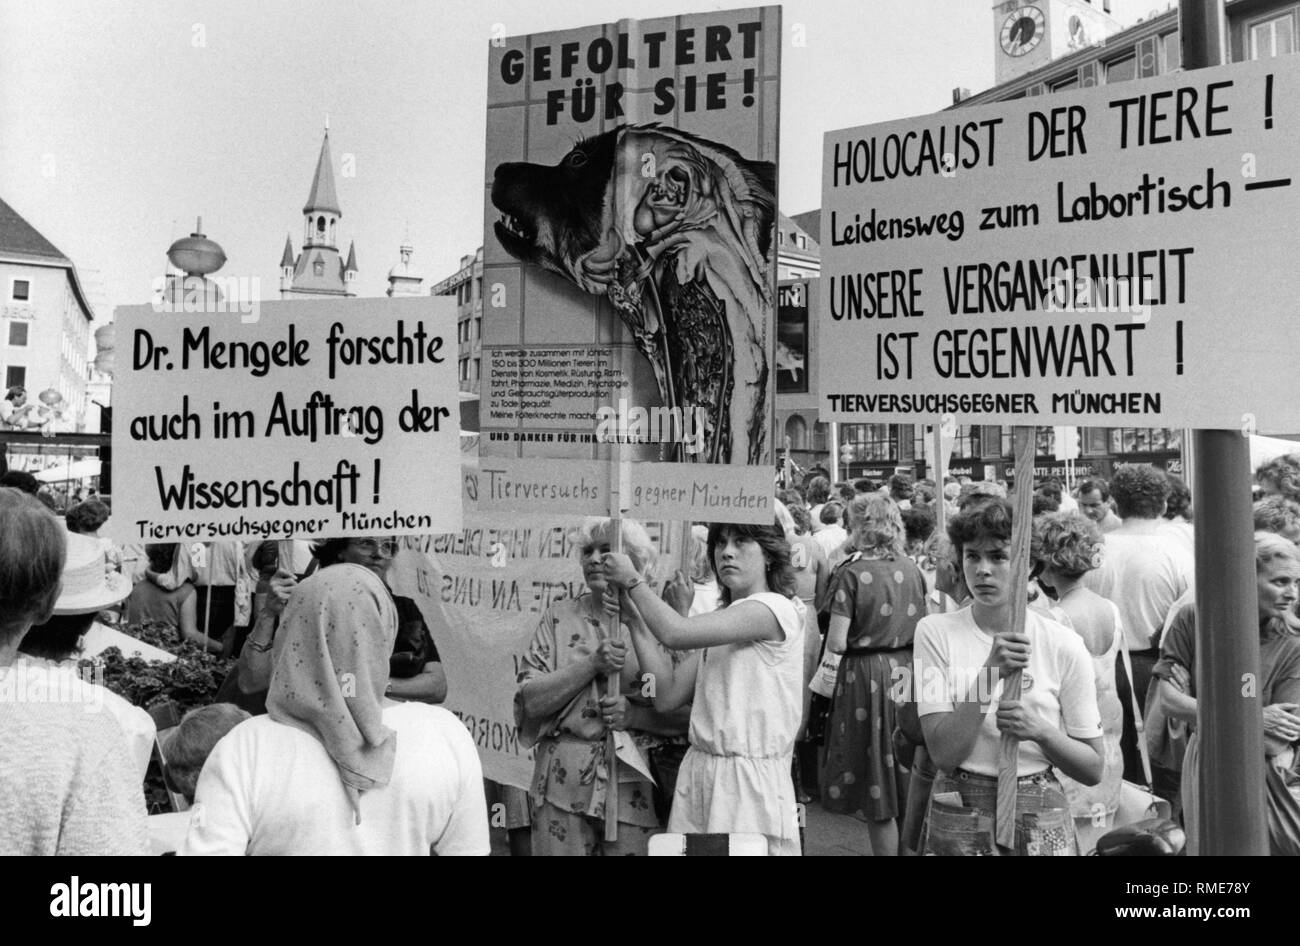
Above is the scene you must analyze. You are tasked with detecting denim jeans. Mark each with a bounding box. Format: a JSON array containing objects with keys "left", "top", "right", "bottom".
[{"left": 922, "top": 768, "right": 1077, "bottom": 856}]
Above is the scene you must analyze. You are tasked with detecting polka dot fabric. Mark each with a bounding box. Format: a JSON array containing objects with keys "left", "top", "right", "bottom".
[{"left": 821, "top": 553, "right": 927, "bottom": 823}]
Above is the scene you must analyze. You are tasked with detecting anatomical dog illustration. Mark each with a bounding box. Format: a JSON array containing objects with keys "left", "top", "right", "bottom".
[{"left": 491, "top": 124, "right": 775, "bottom": 465}]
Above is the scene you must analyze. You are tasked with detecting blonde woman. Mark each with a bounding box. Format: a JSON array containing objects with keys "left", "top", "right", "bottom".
[
  {"left": 820, "top": 493, "right": 927, "bottom": 856},
  {"left": 514, "top": 518, "right": 688, "bottom": 855}
]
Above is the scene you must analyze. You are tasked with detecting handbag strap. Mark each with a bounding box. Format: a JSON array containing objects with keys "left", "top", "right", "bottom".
[{"left": 1116, "top": 608, "right": 1155, "bottom": 787}]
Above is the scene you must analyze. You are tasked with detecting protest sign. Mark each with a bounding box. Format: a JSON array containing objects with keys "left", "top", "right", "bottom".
[
  {"left": 480, "top": 6, "right": 781, "bottom": 522},
  {"left": 388, "top": 510, "right": 687, "bottom": 790},
  {"left": 820, "top": 57, "right": 1300, "bottom": 434},
  {"left": 109, "top": 297, "right": 461, "bottom": 543}
]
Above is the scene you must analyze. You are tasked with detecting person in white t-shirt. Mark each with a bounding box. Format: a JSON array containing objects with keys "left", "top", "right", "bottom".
[
  {"left": 603, "top": 520, "right": 806, "bottom": 856},
  {"left": 914, "top": 498, "right": 1103, "bottom": 855},
  {"left": 1081, "top": 464, "right": 1192, "bottom": 783},
  {"left": 813, "top": 502, "right": 849, "bottom": 568},
  {"left": 180, "top": 564, "right": 488, "bottom": 856},
  {"left": 17, "top": 531, "right": 152, "bottom": 781}
]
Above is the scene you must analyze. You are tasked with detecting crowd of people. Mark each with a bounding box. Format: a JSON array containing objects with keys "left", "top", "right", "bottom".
[{"left": 2, "top": 453, "right": 1300, "bottom": 855}]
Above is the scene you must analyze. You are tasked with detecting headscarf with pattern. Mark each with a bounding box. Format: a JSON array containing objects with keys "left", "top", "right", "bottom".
[{"left": 267, "top": 563, "right": 397, "bottom": 823}]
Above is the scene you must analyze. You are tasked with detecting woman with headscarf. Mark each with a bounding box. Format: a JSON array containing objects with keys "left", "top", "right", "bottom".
[{"left": 180, "top": 564, "right": 488, "bottom": 855}]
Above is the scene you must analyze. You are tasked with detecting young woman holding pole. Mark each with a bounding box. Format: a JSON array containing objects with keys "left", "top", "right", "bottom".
[
  {"left": 602, "top": 519, "right": 806, "bottom": 856},
  {"left": 914, "top": 498, "right": 1104, "bottom": 855}
]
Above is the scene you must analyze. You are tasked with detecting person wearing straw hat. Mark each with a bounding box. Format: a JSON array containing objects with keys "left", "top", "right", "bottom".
[
  {"left": 0, "top": 489, "right": 149, "bottom": 855},
  {"left": 18, "top": 530, "right": 155, "bottom": 780}
]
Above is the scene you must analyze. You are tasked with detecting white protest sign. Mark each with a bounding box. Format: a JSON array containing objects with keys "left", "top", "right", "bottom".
[
  {"left": 389, "top": 516, "right": 686, "bottom": 790},
  {"left": 820, "top": 57, "right": 1300, "bottom": 433},
  {"left": 479, "top": 7, "right": 782, "bottom": 523},
  {"left": 110, "top": 297, "right": 461, "bottom": 543}
]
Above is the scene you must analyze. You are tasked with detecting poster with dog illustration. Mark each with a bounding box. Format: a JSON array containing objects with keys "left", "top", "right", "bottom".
[{"left": 481, "top": 7, "right": 780, "bottom": 522}]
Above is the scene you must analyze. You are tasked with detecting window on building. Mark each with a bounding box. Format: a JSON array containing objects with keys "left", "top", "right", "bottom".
[
  {"left": 947, "top": 424, "right": 980, "bottom": 459},
  {"left": 784, "top": 414, "right": 808, "bottom": 451},
  {"left": 472, "top": 358, "right": 480, "bottom": 381},
  {"left": 1052, "top": 74, "right": 1079, "bottom": 92},
  {"left": 1105, "top": 54, "right": 1137, "bottom": 84},
  {"left": 1161, "top": 31, "right": 1181, "bottom": 72},
  {"left": 459, "top": 358, "right": 468, "bottom": 382},
  {"left": 1250, "top": 13, "right": 1295, "bottom": 59},
  {"left": 475, "top": 316, "right": 482, "bottom": 339},
  {"left": 9, "top": 322, "right": 28, "bottom": 346},
  {"left": 11, "top": 279, "right": 30, "bottom": 301},
  {"left": 777, "top": 231, "right": 785, "bottom": 245},
  {"left": 812, "top": 421, "right": 829, "bottom": 452},
  {"left": 842, "top": 423, "right": 896, "bottom": 462},
  {"left": 1082, "top": 426, "right": 1110, "bottom": 456},
  {"left": 1109, "top": 427, "right": 1183, "bottom": 454},
  {"left": 5, "top": 365, "right": 25, "bottom": 389},
  {"left": 1036, "top": 426, "right": 1055, "bottom": 456}
]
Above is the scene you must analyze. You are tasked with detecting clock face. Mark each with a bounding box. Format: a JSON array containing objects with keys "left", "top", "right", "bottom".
[{"left": 1001, "top": 5, "right": 1046, "bottom": 57}]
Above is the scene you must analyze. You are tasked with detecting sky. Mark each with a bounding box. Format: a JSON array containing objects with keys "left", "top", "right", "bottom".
[{"left": 1, "top": 0, "right": 1179, "bottom": 319}]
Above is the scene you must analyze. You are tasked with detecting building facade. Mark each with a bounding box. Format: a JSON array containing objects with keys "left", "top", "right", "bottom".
[
  {"left": 823, "top": 0, "right": 1300, "bottom": 487},
  {"left": 0, "top": 197, "right": 95, "bottom": 432}
]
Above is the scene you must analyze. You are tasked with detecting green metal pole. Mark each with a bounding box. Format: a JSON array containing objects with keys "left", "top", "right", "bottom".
[{"left": 1181, "top": 0, "right": 1268, "bottom": 856}]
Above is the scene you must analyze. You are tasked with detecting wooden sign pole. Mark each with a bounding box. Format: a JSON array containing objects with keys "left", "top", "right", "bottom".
[
  {"left": 994, "top": 426, "right": 1036, "bottom": 851},
  {"left": 603, "top": 447, "right": 630, "bottom": 844}
]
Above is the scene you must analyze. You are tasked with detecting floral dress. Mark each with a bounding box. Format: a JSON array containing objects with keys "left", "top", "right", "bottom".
[{"left": 515, "top": 594, "right": 666, "bottom": 855}]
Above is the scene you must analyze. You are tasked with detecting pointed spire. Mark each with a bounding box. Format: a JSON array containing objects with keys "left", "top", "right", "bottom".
[
  {"left": 280, "top": 233, "right": 295, "bottom": 268},
  {"left": 345, "top": 240, "right": 357, "bottom": 274},
  {"left": 303, "top": 128, "right": 342, "bottom": 216}
]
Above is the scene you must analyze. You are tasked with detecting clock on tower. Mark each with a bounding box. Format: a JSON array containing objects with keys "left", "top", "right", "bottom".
[{"left": 991, "top": 0, "right": 1124, "bottom": 85}]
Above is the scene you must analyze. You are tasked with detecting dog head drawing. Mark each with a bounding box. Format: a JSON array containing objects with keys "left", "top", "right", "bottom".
[
  {"left": 491, "top": 124, "right": 776, "bottom": 465},
  {"left": 492, "top": 124, "right": 773, "bottom": 301}
]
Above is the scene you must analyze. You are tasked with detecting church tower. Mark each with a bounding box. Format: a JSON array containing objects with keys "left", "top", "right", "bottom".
[
  {"left": 385, "top": 228, "right": 424, "bottom": 297},
  {"left": 280, "top": 125, "right": 358, "bottom": 298},
  {"left": 992, "top": 0, "right": 1123, "bottom": 86}
]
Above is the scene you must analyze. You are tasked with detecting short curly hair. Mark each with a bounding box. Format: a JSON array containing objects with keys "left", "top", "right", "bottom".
[
  {"left": 1076, "top": 477, "right": 1110, "bottom": 501},
  {"left": 947, "top": 497, "right": 1013, "bottom": 558},
  {"left": 957, "top": 480, "right": 1007, "bottom": 509},
  {"left": 805, "top": 476, "right": 830, "bottom": 506},
  {"left": 1256, "top": 453, "right": 1300, "bottom": 504},
  {"left": 65, "top": 499, "right": 110, "bottom": 535},
  {"left": 1031, "top": 512, "right": 1104, "bottom": 580},
  {"left": 846, "top": 493, "right": 906, "bottom": 557},
  {"left": 1110, "top": 464, "right": 1171, "bottom": 519},
  {"left": 1164, "top": 475, "right": 1192, "bottom": 522},
  {"left": 574, "top": 518, "right": 656, "bottom": 576},
  {"left": 901, "top": 504, "right": 936, "bottom": 547},
  {"left": 1254, "top": 495, "right": 1300, "bottom": 538}
]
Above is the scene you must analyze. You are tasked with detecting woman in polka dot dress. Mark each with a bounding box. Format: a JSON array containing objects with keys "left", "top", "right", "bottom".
[{"left": 820, "top": 493, "right": 927, "bottom": 856}]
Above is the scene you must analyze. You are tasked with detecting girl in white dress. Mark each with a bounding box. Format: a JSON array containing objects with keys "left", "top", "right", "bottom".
[{"left": 603, "top": 520, "right": 806, "bottom": 856}]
